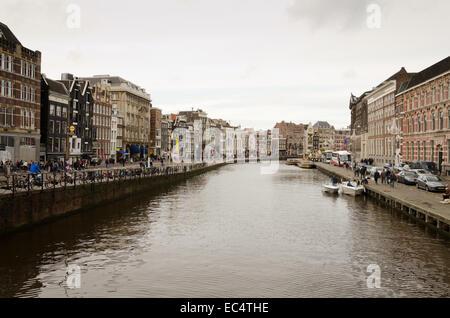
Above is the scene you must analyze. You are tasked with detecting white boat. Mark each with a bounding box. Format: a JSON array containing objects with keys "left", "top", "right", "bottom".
[
  {"left": 322, "top": 183, "right": 340, "bottom": 194},
  {"left": 340, "top": 183, "right": 365, "bottom": 196}
]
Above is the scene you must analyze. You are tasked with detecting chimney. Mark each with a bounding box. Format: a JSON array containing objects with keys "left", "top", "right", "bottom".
[{"left": 61, "top": 73, "right": 74, "bottom": 81}]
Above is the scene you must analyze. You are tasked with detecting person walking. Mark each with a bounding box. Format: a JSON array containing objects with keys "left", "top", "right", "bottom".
[
  {"left": 374, "top": 170, "right": 380, "bottom": 184},
  {"left": 386, "top": 169, "right": 391, "bottom": 185},
  {"left": 381, "top": 169, "right": 386, "bottom": 184},
  {"left": 390, "top": 172, "right": 396, "bottom": 188}
]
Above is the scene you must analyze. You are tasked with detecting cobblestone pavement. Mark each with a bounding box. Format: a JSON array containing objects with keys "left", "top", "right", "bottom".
[{"left": 315, "top": 162, "right": 450, "bottom": 224}]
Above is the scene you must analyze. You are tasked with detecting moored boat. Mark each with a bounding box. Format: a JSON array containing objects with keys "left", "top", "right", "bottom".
[
  {"left": 298, "top": 161, "right": 316, "bottom": 169},
  {"left": 286, "top": 158, "right": 301, "bottom": 165},
  {"left": 340, "top": 183, "right": 365, "bottom": 196},
  {"left": 322, "top": 183, "right": 339, "bottom": 194}
]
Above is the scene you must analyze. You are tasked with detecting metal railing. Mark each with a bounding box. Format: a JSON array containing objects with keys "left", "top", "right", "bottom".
[{"left": 0, "top": 163, "right": 208, "bottom": 197}]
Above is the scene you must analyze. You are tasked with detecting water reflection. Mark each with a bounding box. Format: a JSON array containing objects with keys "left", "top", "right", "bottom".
[{"left": 0, "top": 164, "right": 448, "bottom": 298}]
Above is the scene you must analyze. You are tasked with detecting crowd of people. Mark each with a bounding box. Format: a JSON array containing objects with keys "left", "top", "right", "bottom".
[
  {"left": 1, "top": 155, "right": 171, "bottom": 178},
  {"left": 333, "top": 158, "right": 450, "bottom": 201}
]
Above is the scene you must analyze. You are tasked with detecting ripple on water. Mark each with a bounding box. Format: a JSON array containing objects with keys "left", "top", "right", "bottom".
[{"left": 0, "top": 164, "right": 449, "bottom": 298}]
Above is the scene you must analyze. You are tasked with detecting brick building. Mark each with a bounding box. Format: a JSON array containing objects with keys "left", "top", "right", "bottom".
[
  {"left": 397, "top": 56, "right": 450, "bottom": 175},
  {"left": 150, "top": 107, "right": 161, "bottom": 156},
  {"left": 367, "top": 67, "right": 414, "bottom": 166},
  {"left": 0, "top": 22, "right": 41, "bottom": 162},
  {"left": 274, "top": 121, "right": 304, "bottom": 156},
  {"left": 349, "top": 91, "right": 371, "bottom": 161},
  {"left": 334, "top": 128, "right": 351, "bottom": 151}
]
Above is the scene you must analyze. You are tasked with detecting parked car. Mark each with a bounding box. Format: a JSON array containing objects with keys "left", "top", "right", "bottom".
[
  {"left": 410, "top": 161, "right": 438, "bottom": 175},
  {"left": 397, "top": 171, "right": 418, "bottom": 185},
  {"left": 416, "top": 174, "right": 448, "bottom": 192},
  {"left": 411, "top": 169, "right": 430, "bottom": 176}
]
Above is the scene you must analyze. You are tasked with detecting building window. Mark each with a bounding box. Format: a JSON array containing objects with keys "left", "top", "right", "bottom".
[
  {"left": 0, "top": 106, "right": 5, "bottom": 126},
  {"left": 50, "top": 104, "right": 55, "bottom": 116},
  {"left": 61, "top": 138, "right": 66, "bottom": 153},
  {"left": 448, "top": 140, "right": 450, "bottom": 163},
  {"left": 56, "top": 105, "right": 61, "bottom": 117},
  {"left": 423, "top": 115, "right": 427, "bottom": 132},
  {"left": 406, "top": 142, "right": 409, "bottom": 160},
  {"left": 431, "top": 140, "right": 435, "bottom": 163},
  {"left": 423, "top": 141, "right": 426, "bottom": 161},
  {"left": 7, "top": 81, "right": 12, "bottom": 97},
  {"left": 439, "top": 111, "right": 444, "bottom": 130},
  {"left": 0, "top": 53, "right": 5, "bottom": 70},
  {"left": 49, "top": 120, "right": 54, "bottom": 134},
  {"left": 448, "top": 110, "right": 450, "bottom": 129},
  {"left": 49, "top": 137, "right": 53, "bottom": 152},
  {"left": 417, "top": 141, "right": 420, "bottom": 161},
  {"left": 7, "top": 56, "right": 12, "bottom": 72},
  {"left": 54, "top": 138, "right": 60, "bottom": 152},
  {"left": 432, "top": 113, "right": 436, "bottom": 130},
  {"left": 6, "top": 107, "right": 13, "bottom": 127},
  {"left": 418, "top": 116, "right": 421, "bottom": 132}
]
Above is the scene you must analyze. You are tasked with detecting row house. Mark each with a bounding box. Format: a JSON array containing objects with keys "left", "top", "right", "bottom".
[
  {"left": 40, "top": 75, "right": 70, "bottom": 162},
  {"left": 150, "top": 107, "right": 161, "bottom": 156},
  {"left": 312, "top": 121, "right": 334, "bottom": 151},
  {"left": 367, "top": 67, "right": 413, "bottom": 166},
  {"left": 274, "top": 121, "right": 304, "bottom": 156},
  {"left": 0, "top": 22, "right": 41, "bottom": 162},
  {"left": 90, "top": 79, "right": 112, "bottom": 160},
  {"left": 83, "top": 75, "right": 151, "bottom": 159},
  {"left": 161, "top": 115, "right": 170, "bottom": 154},
  {"left": 397, "top": 56, "right": 450, "bottom": 175},
  {"left": 58, "top": 74, "right": 95, "bottom": 162},
  {"left": 349, "top": 91, "right": 371, "bottom": 161},
  {"left": 333, "top": 128, "right": 351, "bottom": 151}
]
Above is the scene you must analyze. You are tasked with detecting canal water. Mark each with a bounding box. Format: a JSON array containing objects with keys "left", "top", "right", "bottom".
[{"left": 0, "top": 163, "right": 449, "bottom": 298}]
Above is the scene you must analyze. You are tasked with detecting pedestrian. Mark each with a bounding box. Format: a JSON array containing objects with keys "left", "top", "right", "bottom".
[
  {"left": 374, "top": 170, "right": 380, "bottom": 184},
  {"left": 381, "top": 169, "right": 386, "bottom": 184},
  {"left": 386, "top": 170, "right": 391, "bottom": 185},
  {"left": 442, "top": 188, "right": 450, "bottom": 201},
  {"left": 390, "top": 173, "right": 396, "bottom": 188}
]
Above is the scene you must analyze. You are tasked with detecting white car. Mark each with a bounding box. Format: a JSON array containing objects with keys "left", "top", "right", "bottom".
[{"left": 411, "top": 169, "right": 430, "bottom": 176}]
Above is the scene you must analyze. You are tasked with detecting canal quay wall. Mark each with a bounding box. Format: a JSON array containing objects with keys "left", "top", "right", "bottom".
[
  {"left": 0, "top": 163, "right": 226, "bottom": 236},
  {"left": 315, "top": 163, "right": 450, "bottom": 235}
]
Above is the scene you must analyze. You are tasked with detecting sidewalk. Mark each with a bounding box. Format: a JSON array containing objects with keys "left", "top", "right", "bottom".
[{"left": 316, "top": 162, "right": 450, "bottom": 225}]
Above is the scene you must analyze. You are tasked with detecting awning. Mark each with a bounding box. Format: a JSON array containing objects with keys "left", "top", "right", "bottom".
[{"left": 130, "top": 145, "right": 140, "bottom": 154}]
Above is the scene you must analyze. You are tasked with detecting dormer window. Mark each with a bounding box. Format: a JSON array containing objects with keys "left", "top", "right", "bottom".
[{"left": 0, "top": 30, "right": 4, "bottom": 39}]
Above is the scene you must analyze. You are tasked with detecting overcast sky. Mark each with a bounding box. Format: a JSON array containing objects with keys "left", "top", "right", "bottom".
[{"left": 1, "top": 0, "right": 449, "bottom": 129}]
